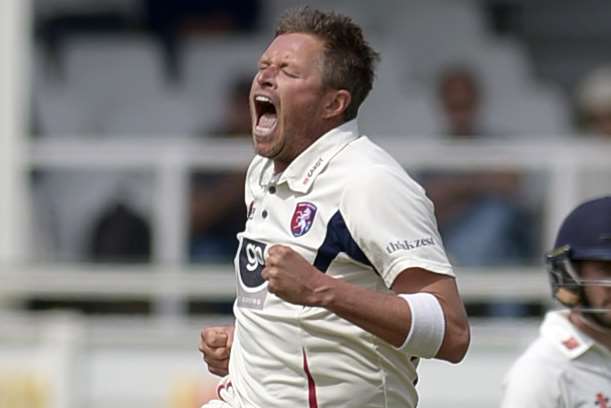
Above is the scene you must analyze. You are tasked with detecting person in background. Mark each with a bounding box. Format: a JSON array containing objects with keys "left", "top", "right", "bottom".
[
  {"left": 501, "top": 196, "right": 611, "bottom": 407},
  {"left": 189, "top": 76, "right": 252, "bottom": 262},
  {"left": 576, "top": 65, "right": 611, "bottom": 138},
  {"left": 420, "top": 66, "right": 532, "bottom": 269},
  {"left": 88, "top": 201, "right": 151, "bottom": 263},
  {"left": 438, "top": 66, "right": 487, "bottom": 138},
  {"left": 143, "top": 0, "right": 261, "bottom": 78}
]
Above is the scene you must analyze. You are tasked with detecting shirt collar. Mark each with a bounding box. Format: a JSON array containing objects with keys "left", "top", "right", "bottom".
[
  {"left": 541, "top": 310, "right": 597, "bottom": 359},
  {"left": 259, "top": 119, "right": 360, "bottom": 193}
]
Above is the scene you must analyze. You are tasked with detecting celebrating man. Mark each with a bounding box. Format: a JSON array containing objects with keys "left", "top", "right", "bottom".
[{"left": 200, "top": 7, "right": 470, "bottom": 407}]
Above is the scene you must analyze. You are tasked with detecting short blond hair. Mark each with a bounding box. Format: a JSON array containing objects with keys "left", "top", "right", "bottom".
[{"left": 275, "top": 7, "right": 380, "bottom": 121}]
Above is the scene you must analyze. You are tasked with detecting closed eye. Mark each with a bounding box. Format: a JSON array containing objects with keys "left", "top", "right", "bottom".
[{"left": 282, "top": 69, "right": 299, "bottom": 78}]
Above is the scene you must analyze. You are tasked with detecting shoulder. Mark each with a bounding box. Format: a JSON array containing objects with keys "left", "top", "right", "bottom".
[
  {"left": 510, "top": 335, "right": 571, "bottom": 375},
  {"left": 501, "top": 335, "right": 569, "bottom": 407},
  {"left": 336, "top": 137, "right": 426, "bottom": 200}
]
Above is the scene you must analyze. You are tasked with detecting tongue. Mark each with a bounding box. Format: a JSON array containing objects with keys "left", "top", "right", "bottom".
[{"left": 258, "top": 112, "right": 277, "bottom": 129}]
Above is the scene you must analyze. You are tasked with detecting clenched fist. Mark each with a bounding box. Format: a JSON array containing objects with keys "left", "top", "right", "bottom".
[
  {"left": 199, "top": 325, "right": 234, "bottom": 377},
  {"left": 262, "top": 244, "right": 331, "bottom": 306}
]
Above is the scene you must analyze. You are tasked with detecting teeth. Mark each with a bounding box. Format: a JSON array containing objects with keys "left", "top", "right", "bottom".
[{"left": 255, "top": 95, "right": 272, "bottom": 104}]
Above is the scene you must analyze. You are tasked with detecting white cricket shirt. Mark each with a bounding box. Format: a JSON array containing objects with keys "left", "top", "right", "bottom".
[
  {"left": 229, "top": 119, "right": 454, "bottom": 407},
  {"left": 501, "top": 310, "right": 611, "bottom": 408}
]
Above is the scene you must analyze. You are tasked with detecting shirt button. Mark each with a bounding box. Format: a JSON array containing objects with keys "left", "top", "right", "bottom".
[
  {"left": 262, "top": 210, "right": 268, "bottom": 219},
  {"left": 269, "top": 186, "right": 276, "bottom": 194}
]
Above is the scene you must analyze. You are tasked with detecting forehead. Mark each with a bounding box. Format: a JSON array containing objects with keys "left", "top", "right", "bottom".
[{"left": 260, "top": 32, "right": 325, "bottom": 62}]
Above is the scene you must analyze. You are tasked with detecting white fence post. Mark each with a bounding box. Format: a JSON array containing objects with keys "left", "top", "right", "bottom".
[
  {"left": 38, "top": 313, "right": 85, "bottom": 408},
  {"left": 0, "top": 0, "right": 31, "bottom": 266},
  {"left": 153, "top": 151, "right": 189, "bottom": 320}
]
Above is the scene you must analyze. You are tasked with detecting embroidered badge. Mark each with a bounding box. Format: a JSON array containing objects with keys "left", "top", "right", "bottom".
[
  {"left": 561, "top": 336, "right": 580, "bottom": 350},
  {"left": 290, "top": 202, "right": 317, "bottom": 237}
]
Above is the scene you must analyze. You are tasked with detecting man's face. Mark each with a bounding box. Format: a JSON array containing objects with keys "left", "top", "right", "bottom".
[
  {"left": 250, "top": 33, "right": 328, "bottom": 170},
  {"left": 581, "top": 260, "right": 611, "bottom": 326},
  {"left": 440, "top": 74, "right": 479, "bottom": 136}
]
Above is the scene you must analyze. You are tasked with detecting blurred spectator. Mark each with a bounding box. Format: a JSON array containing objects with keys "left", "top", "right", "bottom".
[
  {"left": 422, "top": 66, "right": 533, "bottom": 267},
  {"left": 34, "top": 0, "right": 262, "bottom": 79},
  {"left": 576, "top": 65, "right": 611, "bottom": 138},
  {"left": 88, "top": 201, "right": 152, "bottom": 263},
  {"left": 206, "top": 76, "right": 253, "bottom": 137},
  {"left": 143, "top": 0, "right": 262, "bottom": 78},
  {"left": 438, "top": 66, "right": 486, "bottom": 137},
  {"left": 144, "top": 0, "right": 261, "bottom": 35},
  {"left": 189, "top": 75, "right": 252, "bottom": 262},
  {"left": 574, "top": 66, "right": 611, "bottom": 203},
  {"left": 35, "top": 1, "right": 137, "bottom": 77},
  {"left": 421, "top": 66, "right": 538, "bottom": 317}
]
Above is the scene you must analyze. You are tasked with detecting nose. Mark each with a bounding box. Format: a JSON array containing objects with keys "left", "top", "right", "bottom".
[{"left": 257, "top": 66, "right": 277, "bottom": 89}]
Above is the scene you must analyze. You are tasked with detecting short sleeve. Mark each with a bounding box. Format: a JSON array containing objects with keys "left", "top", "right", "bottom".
[{"left": 339, "top": 165, "right": 453, "bottom": 287}]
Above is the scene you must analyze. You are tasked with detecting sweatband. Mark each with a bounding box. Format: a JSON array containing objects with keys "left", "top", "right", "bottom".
[{"left": 397, "top": 293, "right": 445, "bottom": 358}]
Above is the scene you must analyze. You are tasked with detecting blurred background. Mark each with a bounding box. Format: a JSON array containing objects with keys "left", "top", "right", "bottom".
[{"left": 1, "top": 0, "right": 611, "bottom": 406}]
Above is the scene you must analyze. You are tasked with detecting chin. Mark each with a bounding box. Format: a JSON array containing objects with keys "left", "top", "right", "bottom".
[{"left": 254, "top": 143, "right": 277, "bottom": 159}]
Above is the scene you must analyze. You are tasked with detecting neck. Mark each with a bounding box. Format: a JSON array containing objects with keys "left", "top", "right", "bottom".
[
  {"left": 272, "top": 118, "right": 346, "bottom": 174},
  {"left": 569, "top": 311, "right": 611, "bottom": 352}
]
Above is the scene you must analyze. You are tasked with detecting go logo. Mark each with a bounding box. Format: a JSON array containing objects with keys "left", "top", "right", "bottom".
[{"left": 238, "top": 238, "right": 267, "bottom": 288}]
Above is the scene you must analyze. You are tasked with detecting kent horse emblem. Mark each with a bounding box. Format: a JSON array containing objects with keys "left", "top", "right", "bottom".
[{"left": 291, "top": 202, "right": 317, "bottom": 237}]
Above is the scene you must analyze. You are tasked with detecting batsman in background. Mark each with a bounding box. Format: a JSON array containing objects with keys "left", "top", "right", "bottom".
[
  {"left": 199, "top": 7, "right": 470, "bottom": 407},
  {"left": 501, "top": 196, "right": 611, "bottom": 407}
]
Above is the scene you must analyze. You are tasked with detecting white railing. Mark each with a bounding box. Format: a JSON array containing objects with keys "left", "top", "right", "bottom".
[
  {"left": 26, "top": 136, "right": 611, "bottom": 261},
  {"left": 1, "top": 136, "right": 609, "bottom": 319}
]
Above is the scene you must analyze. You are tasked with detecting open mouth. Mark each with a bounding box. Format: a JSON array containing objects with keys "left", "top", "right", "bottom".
[{"left": 254, "top": 95, "right": 278, "bottom": 135}]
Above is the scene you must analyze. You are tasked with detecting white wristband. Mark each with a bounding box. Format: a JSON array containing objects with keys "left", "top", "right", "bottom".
[{"left": 397, "top": 293, "right": 446, "bottom": 358}]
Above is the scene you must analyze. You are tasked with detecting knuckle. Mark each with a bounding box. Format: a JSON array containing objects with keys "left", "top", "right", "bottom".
[
  {"left": 214, "top": 348, "right": 228, "bottom": 359},
  {"left": 202, "top": 327, "right": 215, "bottom": 341},
  {"left": 209, "top": 367, "right": 226, "bottom": 376}
]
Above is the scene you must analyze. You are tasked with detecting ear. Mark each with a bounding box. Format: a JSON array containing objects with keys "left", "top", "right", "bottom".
[{"left": 322, "top": 89, "right": 352, "bottom": 120}]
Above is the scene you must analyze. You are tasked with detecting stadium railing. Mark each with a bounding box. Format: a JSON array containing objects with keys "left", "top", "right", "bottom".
[{"left": 1, "top": 136, "right": 610, "bottom": 319}]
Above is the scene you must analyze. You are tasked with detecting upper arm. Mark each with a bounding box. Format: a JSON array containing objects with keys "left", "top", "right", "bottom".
[{"left": 340, "top": 164, "right": 469, "bottom": 361}]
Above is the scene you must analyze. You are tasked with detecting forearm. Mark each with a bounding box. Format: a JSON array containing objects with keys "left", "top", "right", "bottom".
[
  {"left": 263, "top": 246, "right": 469, "bottom": 362},
  {"left": 314, "top": 274, "right": 411, "bottom": 347},
  {"left": 312, "top": 272, "right": 469, "bottom": 362}
]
